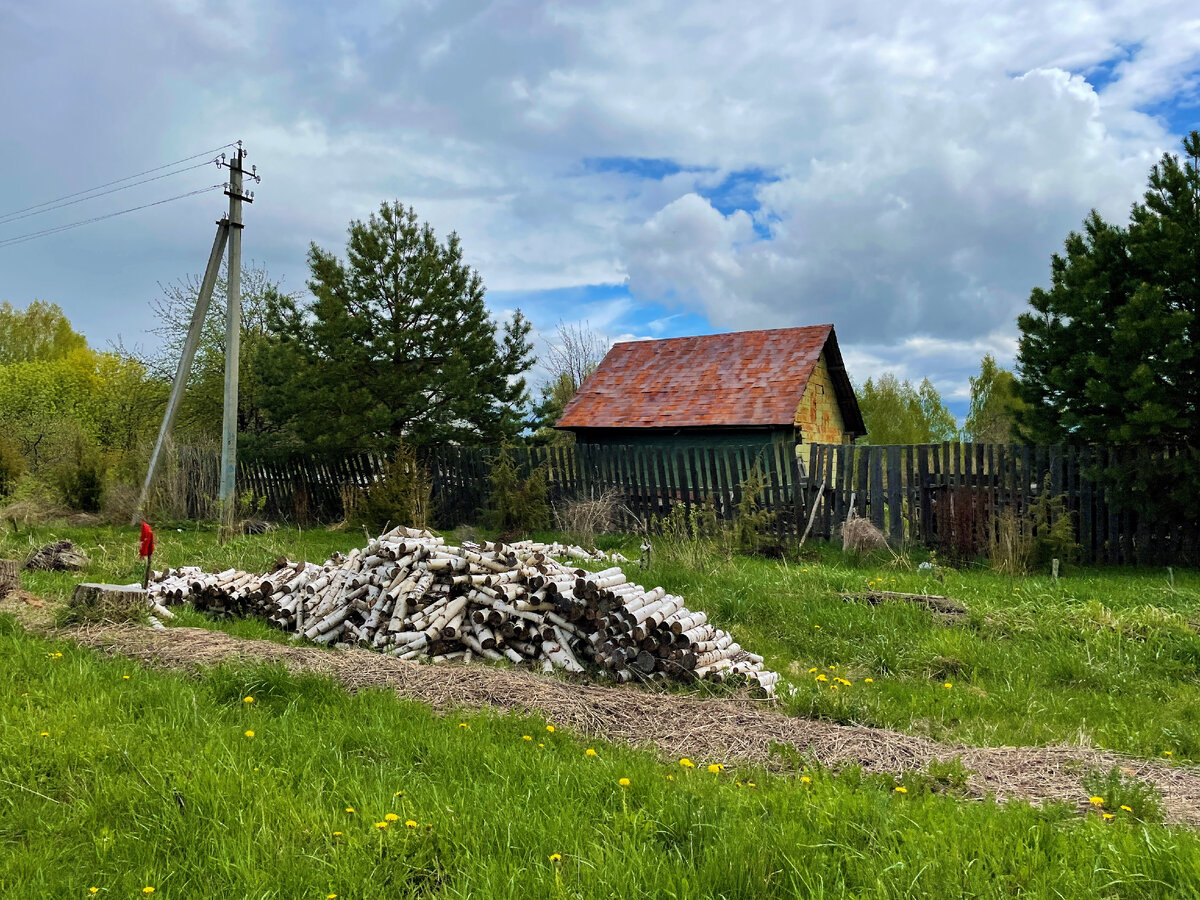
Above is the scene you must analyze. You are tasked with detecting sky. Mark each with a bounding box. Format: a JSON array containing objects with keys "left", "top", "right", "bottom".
[{"left": 1, "top": 0, "right": 1197, "bottom": 420}]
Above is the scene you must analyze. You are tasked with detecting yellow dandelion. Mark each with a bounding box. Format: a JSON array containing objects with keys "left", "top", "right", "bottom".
[
  {"left": 459, "top": 722, "right": 468, "bottom": 728},
  {"left": 546, "top": 725, "right": 555, "bottom": 733},
  {"left": 89, "top": 890, "right": 99, "bottom": 895},
  {"left": 1164, "top": 751, "right": 1174, "bottom": 757},
  {"left": 747, "top": 782, "right": 756, "bottom": 787},
  {"left": 345, "top": 807, "right": 355, "bottom": 813},
  {"left": 808, "top": 667, "right": 818, "bottom": 673},
  {"left": 332, "top": 831, "right": 342, "bottom": 837},
  {"left": 1103, "top": 813, "right": 1114, "bottom": 820},
  {"left": 828, "top": 665, "right": 836, "bottom": 670},
  {"left": 328, "top": 895, "right": 338, "bottom": 899},
  {"left": 405, "top": 820, "right": 418, "bottom": 828},
  {"left": 707, "top": 764, "right": 724, "bottom": 773},
  {"left": 123, "top": 675, "right": 131, "bottom": 680},
  {"left": 813, "top": 624, "right": 820, "bottom": 629},
  {"left": 864, "top": 678, "right": 874, "bottom": 683},
  {"left": 39, "top": 732, "right": 49, "bottom": 737},
  {"left": 243, "top": 696, "right": 254, "bottom": 704},
  {"left": 618, "top": 778, "right": 630, "bottom": 787},
  {"left": 800, "top": 776, "right": 811, "bottom": 784},
  {"left": 816, "top": 674, "right": 828, "bottom": 682},
  {"left": 943, "top": 683, "right": 952, "bottom": 690},
  {"left": 375, "top": 821, "right": 388, "bottom": 830},
  {"left": 894, "top": 786, "right": 907, "bottom": 794},
  {"left": 586, "top": 748, "right": 597, "bottom": 757},
  {"left": 538, "top": 742, "right": 545, "bottom": 748},
  {"left": 1089, "top": 796, "right": 1104, "bottom": 806},
  {"left": 244, "top": 730, "right": 255, "bottom": 738},
  {"left": 666, "top": 774, "right": 675, "bottom": 781},
  {"left": 385, "top": 813, "right": 399, "bottom": 822},
  {"left": 679, "top": 758, "right": 695, "bottom": 768},
  {"left": 1120, "top": 805, "right": 1132, "bottom": 812},
  {"left": 522, "top": 735, "right": 532, "bottom": 741},
  {"left": 394, "top": 791, "right": 403, "bottom": 797},
  {"left": 142, "top": 890, "right": 155, "bottom": 896},
  {"left": 549, "top": 853, "right": 562, "bottom": 863},
  {"left": 831, "top": 684, "right": 840, "bottom": 690}
]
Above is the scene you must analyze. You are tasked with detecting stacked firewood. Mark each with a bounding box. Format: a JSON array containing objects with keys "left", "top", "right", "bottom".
[{"left": 148, "top": 527, "right": 777, "bottom": 696}]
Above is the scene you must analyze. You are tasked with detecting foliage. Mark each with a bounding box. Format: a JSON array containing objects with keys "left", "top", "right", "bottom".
[
  {"left": 1017, "top": 131, "right": 1200, "bottom": 518},
  {"left": 260, "top": 202, "right": 535, "bottom": 452},
  {"left": 53, "top": 436, "right": 105, "bottom": 513},
  {"left": 148, "top": 261, "right": 296, "bottom": 444},
  {"left": 484, "top": 445, "right": 550, "bottom": 534},
  {"left": 0, "top": 434, "right": 24, "bottom": 496},
  {"left": 651, "top": 502, "right": 731, "bottom": 570},
  {"left": 855, "top": 373, "right": 959, "bottom": 444},
  {"left": 345, "top": 443, "right": 431, "bottom": 532},
  {"left": 1081, "top": 768, "right": 1164, "bottom": 824},
  {"left": 1027, "top": 476, "right": 1079, "bottom": 570},
  {"left": 0, "top": 300, "right": 87, "bottom": 364},
  {"left": 530, "top": 321, "right": 608, "bottom": 442},
  {"left": 733, "top": 466, "right": 779, "bottom": 556},
  {"left": 555, "top": 489, "right": 622, "bottom": 550},
  {"left": 965, "top": 354, "right": 1025, "bottom": 442}
]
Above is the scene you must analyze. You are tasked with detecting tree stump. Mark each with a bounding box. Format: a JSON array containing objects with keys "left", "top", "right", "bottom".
[
  {"left": 0, "top": 560, "right": 18, "bottom": 597},
  {"left": 69, "top": 583, "right": 146, "bottom": 624}
]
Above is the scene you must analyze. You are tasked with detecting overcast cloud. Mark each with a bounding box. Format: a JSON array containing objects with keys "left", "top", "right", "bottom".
[{"left": 1, "top": 0, "right": 1196, "bottom": 413}]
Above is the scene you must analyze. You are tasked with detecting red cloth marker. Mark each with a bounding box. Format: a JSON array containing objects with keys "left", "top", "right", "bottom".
[{"left": 140, "top": 521, "right": 155, "bottom": 589}]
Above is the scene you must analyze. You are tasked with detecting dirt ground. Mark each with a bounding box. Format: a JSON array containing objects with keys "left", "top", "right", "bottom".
[{"left": 39, "top": 619, "right": 1200, "bottom": 827}]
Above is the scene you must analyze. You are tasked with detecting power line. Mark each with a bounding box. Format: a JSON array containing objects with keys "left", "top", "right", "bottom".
[
  {"left": 0, "top": 142, "right": 237, "bottom": 221},
  {"left": 0, "top": 183, "right": 226, "bottom": 249},
  {"left": 0, "top": 158, "right": 220, "bottom": 226}
]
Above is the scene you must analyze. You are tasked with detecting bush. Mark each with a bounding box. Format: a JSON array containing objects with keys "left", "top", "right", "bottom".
[
  {"left": 484, "top": 445, "right": 550, "bottom": 535},
  {"left": 54, "top": 436, "right": 104, "bottom": 512},
  {"left": 0, "top": 435, "right": 23, "bottom": 497},
  {"left": 346, "top": 442, "right": 431, "bottom": 531},
  {"left": 733, "top": 465, "right": 781, "bottom": 556},
  {"left": 555, "top": 489, "right": 622, "bottom": 550}
]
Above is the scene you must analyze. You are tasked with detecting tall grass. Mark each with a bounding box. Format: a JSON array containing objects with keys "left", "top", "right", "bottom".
[{"left": 4, "top": 619, "right": 1200, "bottom": 899}]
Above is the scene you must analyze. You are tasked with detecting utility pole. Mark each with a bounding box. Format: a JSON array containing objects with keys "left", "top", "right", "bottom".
[
  {"left": 219, "top": 145, "right": 248, "bottom": 538},
  {"left": 135, "top": 141, "right": 258, "bottom": 533}
]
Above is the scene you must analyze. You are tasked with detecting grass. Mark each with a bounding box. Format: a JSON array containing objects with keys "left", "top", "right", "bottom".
[
  {"left": 5, "top": 617, "right": 1200, "bottom": 899},
  {"left": 4, "top": 522, "right": 1200, "bottom": 763}
]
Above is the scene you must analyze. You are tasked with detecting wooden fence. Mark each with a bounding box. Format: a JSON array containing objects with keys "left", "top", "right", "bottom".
[{"left": 224, "top": 441, "right": 1199, "bottom": 565}]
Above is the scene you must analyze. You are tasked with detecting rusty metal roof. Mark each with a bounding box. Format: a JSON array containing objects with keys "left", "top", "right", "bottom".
[{"left": 557, "top": 324, "right": 863, "bottom": 432}]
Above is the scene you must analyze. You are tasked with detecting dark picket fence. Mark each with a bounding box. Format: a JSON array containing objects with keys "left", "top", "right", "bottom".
[{"left": 224, "top": 441, "right": 1199, "bottom": 565}]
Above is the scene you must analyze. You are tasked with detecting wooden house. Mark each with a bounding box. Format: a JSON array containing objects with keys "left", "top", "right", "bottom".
[{"left": 555, "top": 325, "right": 865, "bottom": 453}]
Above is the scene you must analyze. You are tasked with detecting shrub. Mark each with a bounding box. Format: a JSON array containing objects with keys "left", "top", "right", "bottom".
[
  {"left": 484, "top": 445, "right": 550, "bottom": 535},
  {"left": 0, "top": 435, "right": 23, "bottom": 497},
  {"left": 555, "top": 489, "right": 622, "bottom": 550},
  {"left": 733, "top": 465, "right": 781, "bottom": 556},
  {"left": 346, "top": 442, "right": 431, "bottom": 532},
  {"left": 54, "top": 436, "right": 104, "bottom": 512}
]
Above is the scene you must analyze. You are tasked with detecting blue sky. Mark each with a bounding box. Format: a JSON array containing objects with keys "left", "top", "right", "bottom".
[{"left": 1, "top": 0, "right": 1196, "bottom": 424}]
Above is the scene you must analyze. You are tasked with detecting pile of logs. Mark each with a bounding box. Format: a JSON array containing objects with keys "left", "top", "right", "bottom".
[{"left": 148, "top": 527, "right": 777, "bottom": 696}]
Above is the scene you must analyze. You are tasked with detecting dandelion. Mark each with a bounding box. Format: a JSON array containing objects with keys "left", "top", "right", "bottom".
[
  {"left": 332, "top": 831, "right": 342, "bottom": 837},
  {"left": 707, "top": 764, "right": 724, "bottom": 774},
  {"left": 831, "top": 684, "right": 839, "bottom": 690},
  {"left": 747, "top": 782, "right": 756, "bottom": 788},
  {"left": 943, "top": 683, "right": 953, "bottom": 690},
  {"left": 345, "top": 807, "right": 355, "bottom": 813},
  {"left": 894, "top": 786, "right": 907, "bottom": 794},
  {"left": 816, "top": 674, "right": 828, "bottom": 682},
  {"left": 522, "top": 735, "right": 532, "bottom": 741},
  {"left": 1103, "top": 813, "right": 1114, "bottom": 820},
  {"left": 327, "top": 895, "right": 338, "bottom": 899},
  {"left": 405, "top": 820, "right": 418, "bottom": 828},
  {"left": 538, "top": 743, "right": 545, "bottom": 748},
  {"left": 1089, "top": 796, "right": 1104, "bottom": 806},
  {"left": 1164, "top": 751, "right": 1174, "bottom": 757},
  {"left": 385, "top": 813, "right": 399, "bottom": 822},
  {"left": 828, "top": 665, "right": 836, "bottom": 670},
  {"left": 864, "top": 678, "right": 874, "bottom": 683},
  {"left": 546, "top": 725, "right": 556, "bottom": 733},
  {"left": 679, "top": 758, "right": 695, "bottom": 768},
  {"left": 459, "top": 723, "right": 469, "bottom": 728},
  {"left": 244, "top": 730, "right": 255, "bottom": 738},
  {"left": 618, "top": 778, "right": 630, "bottom": 787},
  {"left": 808, "top": 667, "right": 818, "bottom": 673},
  {"left": 394, "top": 791, "right": 403, "bottom": 797},
  {"left": 800, "top": 776, "right": 811, "bottom": 784},
  {"left": 585, "top": 748, "right": 598, "bottom": 757},
  {"left": 1120, "top": 805, "right": 1132, "bottom": 813},
  {"left": 813, "top": 625, "right": 820, "bottom": 629},
  {"left": 142, "top": 890, "right": 155, "bottom": 895},
  {"left": 666, "top": 775, "right": 675, "bottom": 781},
  {"left": 243, "top": 696, "right": 254, "bottom": 704},
  {"left": 375, "top": 821, "right": 388, "bottom": 830},
  {"left": 549, "top": 853, "right": 562, "bottom": 863},
  {"left": 39, "top": 732, "right": 49, "bottom": 737},
  {"left": 123, "top": 675, "right": 131, "bottom": 680}
]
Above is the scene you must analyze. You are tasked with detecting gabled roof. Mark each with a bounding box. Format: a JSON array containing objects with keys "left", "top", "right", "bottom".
[{"left": 556, "top": 325, "right": 865, "bottom": 435}]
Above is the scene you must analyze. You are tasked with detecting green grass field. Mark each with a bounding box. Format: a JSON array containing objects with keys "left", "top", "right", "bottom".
[{"left": 4, "top": 523, "right": 1200, "bottom": 896}]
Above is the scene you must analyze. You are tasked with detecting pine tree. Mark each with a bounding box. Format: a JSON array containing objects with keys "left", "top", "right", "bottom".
[{"left": 261, "top": 202, "right": 534, "bottom": 451}]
